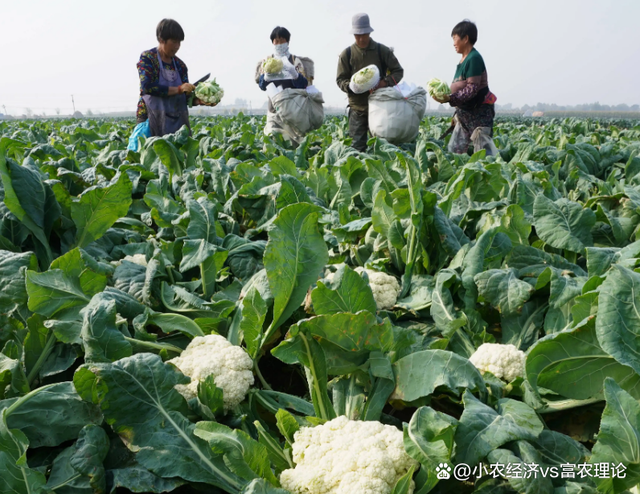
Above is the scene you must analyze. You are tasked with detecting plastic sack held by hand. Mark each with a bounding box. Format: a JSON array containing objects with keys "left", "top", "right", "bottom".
[
  {"left": 264, "top": 56, "right": 297, "bottom": 82},
  {"left": 349, "top": 64, "right": 380, "bottom": 94}
]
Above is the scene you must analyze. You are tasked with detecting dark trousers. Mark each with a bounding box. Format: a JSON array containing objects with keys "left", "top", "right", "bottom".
[{"left": 348, "top": 108, "right": 369, "bottom": 152}]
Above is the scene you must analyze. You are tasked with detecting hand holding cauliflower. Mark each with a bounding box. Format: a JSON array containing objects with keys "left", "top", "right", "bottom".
[
  {"left": 279, "top": 416, "right": 418, "bottom": 494},
  {"left": 169, "top": 334, "right": 254, "bottom": 411},
  {"left": 349, "top": 64, "right": 381, "bottom": 94},
  {"left": 263, "top": 57, "right": 284, "bottom": 74}
]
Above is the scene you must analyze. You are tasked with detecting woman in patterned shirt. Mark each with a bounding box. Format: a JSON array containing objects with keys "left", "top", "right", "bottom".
[
  {"left": 136, "top": 19, "right": 212, "bottom": 137},
  {"left": 433, "top": 20, "right": 497, "bottom": 155}
]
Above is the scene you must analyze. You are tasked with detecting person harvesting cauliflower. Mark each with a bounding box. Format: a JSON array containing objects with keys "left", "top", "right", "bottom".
[
  {"left": 355, "top": 267, "right": 401, "bottom": 310},
  {"left": 280, "top": 416, "right": 418, "bottom": 494},
  {"left": 469, "top": 343, "right": 525, "bottom": 382},
  {"left": 169, "top": 334, "right": 254, "bottom": 411}
]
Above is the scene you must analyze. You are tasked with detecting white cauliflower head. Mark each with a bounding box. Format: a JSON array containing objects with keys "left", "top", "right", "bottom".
[
  {"left": 123, "top": 254, "right": 148, "bottom": 267},
  {"left": 169, "top": 334, "right": 254, "bottom": 411},
  {"left": 355, "top": 268, "right": 401, "bottom": 311},
  {"left": 469, "top": 343, "right": 525, "bottom": 382},
  {"left": 280, "top": 416, "right": 418, "bottom": 494},
  {"left": 263, "top": 57, "right": 284, "bottom": 74}
]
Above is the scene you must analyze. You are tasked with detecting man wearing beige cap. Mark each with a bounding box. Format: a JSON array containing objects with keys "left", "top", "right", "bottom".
[{"left": 336, "top": 13, "right": 404, "bottom": 151}]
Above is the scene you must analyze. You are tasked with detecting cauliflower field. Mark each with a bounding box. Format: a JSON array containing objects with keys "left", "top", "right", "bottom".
[{"left": 1, "top": 114, "right": 640, "bottom": 494}]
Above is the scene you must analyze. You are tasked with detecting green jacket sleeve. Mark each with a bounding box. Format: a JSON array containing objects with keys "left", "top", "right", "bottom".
[
  {"left": 381, "top": 46, "right": 403, "bottom": 86},
  {"left": 336, "top": 48, "right": 352, "bottom": 94}
]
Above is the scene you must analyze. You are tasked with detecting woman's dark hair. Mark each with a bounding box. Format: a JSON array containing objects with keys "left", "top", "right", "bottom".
[
  {"left": 270, "top": 26, "right": 291, "bottom": 42},
  {"left": 157, "top": 19, "right": 185, "bottom": 42},
  {"left": 451, "top": 20, "right": 477, "bottom": 45}
]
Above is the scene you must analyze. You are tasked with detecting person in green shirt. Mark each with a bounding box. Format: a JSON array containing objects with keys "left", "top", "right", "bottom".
[
  {"left": 336, "top": 13, "right": 404, "bottom": 152},
  {"left": 433, "top": 20, "right": 497, "bottom": 155}
]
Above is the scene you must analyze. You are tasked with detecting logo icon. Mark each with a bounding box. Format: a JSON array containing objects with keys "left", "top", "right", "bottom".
[{"left": 436, "top": 463, "right": 452, "bottom": 480}]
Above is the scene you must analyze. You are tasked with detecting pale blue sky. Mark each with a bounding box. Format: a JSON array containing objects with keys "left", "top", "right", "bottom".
[{"left": 1, "top": 0, "right": 639, "bottom": 115}]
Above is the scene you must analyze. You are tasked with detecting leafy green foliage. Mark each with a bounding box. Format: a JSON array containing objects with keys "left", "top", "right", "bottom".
[{"left": 1, "top": 115, "right": 640, "bottom": 493}]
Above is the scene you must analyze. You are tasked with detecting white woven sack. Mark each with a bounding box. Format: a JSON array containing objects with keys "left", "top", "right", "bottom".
[
  {"left": 368, "top": 86, "right": 427, "bottom": 143},
  {"left": 269, "top": 88, "right": 325, "bottom": 136}
]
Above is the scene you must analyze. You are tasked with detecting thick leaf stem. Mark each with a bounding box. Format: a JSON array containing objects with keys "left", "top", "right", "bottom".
[
  {"left": 4, "top": 383, "right": 59, "bottom": 418},
  {"left": 27, "top": 332, "right": 57, "bottom": 386},
  {"left": 299, "top": 332, "right": 332, "bottom": 421},
  {"left": 254, "top": 360, "right": 272, "bottom": 391},
  {"left": 538, "top": 397, "right": 602, "bottom": 413},
  {"left": 200, "top": 263, "right": 208, "bottom": 299},
  {"left": 123, "top": 337, "right": 183, "bottom": 355}
]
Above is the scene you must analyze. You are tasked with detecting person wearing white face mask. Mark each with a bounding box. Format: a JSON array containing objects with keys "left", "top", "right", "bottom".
[
  {"left": 255, "top": 26, "right": 315, "bottom": 144},
  {"left": 255, "top": 26, "right": 313, "bottom": 91}
]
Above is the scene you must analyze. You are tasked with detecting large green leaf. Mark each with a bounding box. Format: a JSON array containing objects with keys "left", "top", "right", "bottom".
[
  {"left": 81, "top": 296, "right": 132, "bottom": 363},
  {"left": 70, "top": 425, "right": 110, "bottom": 493},
  {"left": 0, "top": 138, "right": 53, "bottom": 265},
  {"left": 526, "top": 321, "right": 640, "bottom": 401},
  {"left": 430, "top": 270, "right": 467, "bottom": 337},
  {"left": 0, "top": 250, "right": 37, "bottom": 312},
  {"left": 486, "top": 442, "right": 554, "bottom": 494},
  {"left": 153, "top": 139, "right": 182, "bottom": 177},
  {"left": 596, "top": 265, "right": 640, "bottom": 375},
  {"left": 271, "top": 329, "right": 335, "bottom": 421},
  {"left": 454, "top": 392, "right": 544, "bottom": 467},
  {"left": 26, "top": 269, "right": 91, "bottom": 317},
  {"left": 534, "top": 429, "right": 590, "bottom": 468},
  {"left": 371, "top": 189, "right": 397, "bottom": 237},
  {"left": 533, "top": 195, "right": 595, "bottom": 253},
  {"left": 0, "top": 409, "right": 48, "bottom": 494},
  {"left": 187, "top": 197, "right": 219, "bottom": 243},
  {"left": 296, "top": 311, "right": 389, "bottom": 353},
  {"left": 179, "top": 239, "right": 227, "bottom": 273},
  {"left": 240, "top": 286, "right": 268, "bottom": 358},
  {"left": 73, "top": 353, "right": 246, "bottom": 492},
  {"left": 71, "top": 172, "right": 133, "bottom": 248},
  {"left": 264, "top": 203, "right": 328, "bottom": 334},
  {"left": 4, "top": 382, "right": 102, "bottom": 448},
  {"left": 194, "top": 421, "right": 279, "bottom": 486},
  {"left": 311, "top": 266, "right": 377, "bottom": 316},
  {"left": 501, "top": 298, "right": 547, "bottom": 351},
  {"left": 109, "top": 466, "right": 185, "bottom": 494},
  {"left": 50, "top": 248, "right": 109, "bottom": 298},
  {"left": 392, "top": 350, "right": 485, "bottom": 402},
  {"left": 589, "top": 379, "right": 640, "bottom": 493},
  {"left": 46, "top": 446, "right": 94, "bottom": 494},
  {"left": 499, "top": 204, "right": 531, "bottom": 246},
  {"left": 403, "top": 406, "right": 457, "bottom": 493},
  {"left": 0, "top": 352, "right": 29, "bottom": 399},
  {"left": 474, "top": 268, "right": 534, "bottom": 315}
]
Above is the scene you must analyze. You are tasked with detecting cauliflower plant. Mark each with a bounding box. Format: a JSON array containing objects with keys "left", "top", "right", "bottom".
[
  {"left": 169, "top": 334, "right": 254, "bottom": 411},
  {"left": 123, "top": 254, "right": 147, "bottom": 267},
  {"left": 469, "top": 343, "right": 525, "bottom": 382},
  {"left": 279, "top": 416, "right": 418, "bottom": 494},
  {"left": 355, "top": 268, "right": 401, "bottom": 311}
]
